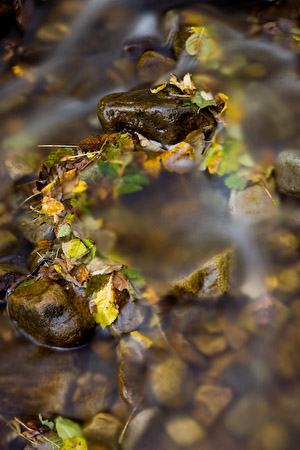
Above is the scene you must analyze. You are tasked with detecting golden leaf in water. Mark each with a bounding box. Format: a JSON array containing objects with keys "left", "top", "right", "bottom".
[{"left": 91, "top": 274, "right": 122, "bottom": 328}]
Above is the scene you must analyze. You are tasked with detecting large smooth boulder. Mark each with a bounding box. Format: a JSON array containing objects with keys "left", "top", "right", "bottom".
[
  {"left": 97, "top": 89, "right": 216, "bottom": 146},
  {"left": 8, "top": 279, "right": 95, "bottom": 348},
  {"left": 275, "top": 150, "right": 300, "bottom": 197}
]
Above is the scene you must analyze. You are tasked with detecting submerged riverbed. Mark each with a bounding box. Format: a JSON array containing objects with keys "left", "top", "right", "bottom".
[{"left": 0, "top": 0, "right": 300, "bottom": 449}]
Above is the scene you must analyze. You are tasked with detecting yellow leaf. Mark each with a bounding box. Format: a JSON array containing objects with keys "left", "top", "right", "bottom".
[
  {"left": 161, "top": 142, "right": 195, "bottom": 174},
  {"left": 218, "top": 92, "right": 229, "bottom": 115},
  {"left": 40, "top": 197, "right": 64, "bottom": 216},
  {"left": 61, "top": 437, "right": 88, "bottom": 450},
  {"left": 91, "top": 274, "right": 121, "bottom": 328},
  {"left": 150, "top": 83, "right": 167, "bottom": 94},
  {"left": 143, "top": 157, "right": 161, "bottom": 177},
  {"left": 72, "top": 180, "right": 88, "bottom": 194}
]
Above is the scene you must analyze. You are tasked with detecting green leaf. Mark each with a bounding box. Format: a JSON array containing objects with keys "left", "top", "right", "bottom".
[
  {"left": 57, "top": 223, "right": 72, "bottom": 239},
  {"left": 91, "top": 274, "right": 121, "bottom": 328},
  {"left": 217, "top": 141, "right": 242, "bottom": 176},
  {"left": 97, "top": 161, "right": 119, "bottom": 177},
  {"left": 120, "top": 267, "right": 146, "bottom": 287},
  {"left": 39, "top": 413, "right": 54, "bottom": 430},
  {"left": 122, "top": 174, "right": 149, "bottom": 185},
  {"left": 18, "top": 277, "right": 36, "bottom": 287},
  {"left": 117, "top": 183, "right": 143, "bottom": 195},
  {"left": 55, "top": 416, "right": 84, "bottom": 441},
  {"left": 224, "top": 173, "right": 247, "bottom": 190},
  {"left": 190, "top": 91, "right": 216, "bottom": 110},
  {"left": 63, "top": 239, "right": 88, "bottom": 260},
  {"left": 61, "top": 437, "right": 88, "bottom": 450},
  {"left": 46, "top": 148, "right": 75, "bottom": 166}
]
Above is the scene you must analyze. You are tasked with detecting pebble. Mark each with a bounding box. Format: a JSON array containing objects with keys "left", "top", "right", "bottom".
[
  {"left": 275, "top": 149, "right": 300, "bottom": 196},
  {"left": 165, "top": 415, "right": 206, "bottom": 446}
]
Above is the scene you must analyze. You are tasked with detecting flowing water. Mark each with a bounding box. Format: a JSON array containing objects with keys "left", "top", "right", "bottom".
[{"left": 0, "top": 0, "right": 300, "bottom": 449}]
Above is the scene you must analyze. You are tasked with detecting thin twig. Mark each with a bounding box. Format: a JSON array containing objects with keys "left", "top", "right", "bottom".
[{"left": 38, "top": 144, "right": 79, "bottom": 148}]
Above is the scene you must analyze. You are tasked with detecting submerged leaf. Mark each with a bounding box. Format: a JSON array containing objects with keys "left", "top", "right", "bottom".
[
  {"left": 55, "top": 416, "right": 84, "bottom": 441},
  {"left": 91, "top": 273, "right": 122, "bottom": 328},
  {"left": 117, "top": 183, "right": 143, "bottom": 195},
  {"left": 185, "top": 27, "right": 207, "bottom": 56},
  {"left": 224, "top": 173, "right": 247, "bottom": 190}
]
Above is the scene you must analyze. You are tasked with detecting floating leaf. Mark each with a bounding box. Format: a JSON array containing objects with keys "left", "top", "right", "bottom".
[
  {"left": 40, "top": 197, "right": 64, "bottom": 216},
  {"left": 62, "top": 239, "right": 88, "bottom": 260},
  {"left": 185, "top": 27, "right": 207, "bottom": 56},
  {"left": 55, "top": 416, "right": 84, "bottom": 442},
  {"left": 224, "top": 173, "right": 247, "bottom": 190},
  {"left": 169, "top": 73, "right": 196, "bottom": 94},
  {"left": 57, "top": 223, "right": 72, "bottom": 239},
  {"left": 91, "top": 274, "right": 122, "bottom": 328},
  {"left": 61, "top": 437, "right": 88, "bottom": 450},
  {"left": 150, "top": 83, "right": 167, "bottom": 94},
  {"left": 39, "top": 413, "right": 54, "bottom": 430}
]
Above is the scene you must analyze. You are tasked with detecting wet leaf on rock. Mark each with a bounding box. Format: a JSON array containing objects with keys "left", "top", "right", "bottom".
[
  {"left": 190, "top": 91, "right": 217, "bottom": 110},
  {"left": 40, "top": 197, "right": 64, "bottom": 216},
  {"left": 161, "top": 142, "right": 195, "bottom": 174},
  {"left": 62, "top": 239, "right": 88, "bottom": 260},
  {"left": 90, "top": 273, "right": 122, "bottom": 328},
  {"left": 57, "top": 223, "right": 72, "bottom": 239},
  {"left": 169, "top": 72, "right": 196, "bottom": 94}
]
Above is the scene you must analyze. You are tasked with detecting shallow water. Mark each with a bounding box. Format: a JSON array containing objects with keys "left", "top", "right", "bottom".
[{"left": 0, "top": 1, "right": 300, "bottom": 449}]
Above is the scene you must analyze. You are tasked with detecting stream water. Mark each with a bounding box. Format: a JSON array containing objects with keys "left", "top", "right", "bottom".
[{"left": 0, "top": 0, "right": 300, "bottom": 449}]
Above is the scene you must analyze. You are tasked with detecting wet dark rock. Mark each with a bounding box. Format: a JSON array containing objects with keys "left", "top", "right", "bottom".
[
  {"left": 17, "top": 213, "right": 54, "bottom": 245},
  {"left": 172, "top": 248, "right": 236, "bottom": 299},
  {"left": 0, "top": 263, "right": 27, "bottom": 301},
  {"left": 97, "top": 88, "right": 216, "bottom": 146},
  {"left": 275, "top": 150, "right": 300, "bottom": 197},
  {"left": 110, "top": 296, "right": 146, "bottom": 336},
  {"left": 8, "top": 278, "right": 95, "bottom": 348},
  {"left": 137, "top": 50, "right": 176, "bottom": 82},
  {"left": 83, "top": 412, "right": 122, "bottom": 449}
]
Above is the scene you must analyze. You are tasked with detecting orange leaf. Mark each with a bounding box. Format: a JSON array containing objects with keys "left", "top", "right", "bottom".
[{"left": 40, "top": 197, "right": 64, "bottom": 216}]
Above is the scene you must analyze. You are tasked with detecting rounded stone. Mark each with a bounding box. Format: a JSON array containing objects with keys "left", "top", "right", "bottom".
[{"left": 8, "top": 278, "right": 95, "bottom": 348}]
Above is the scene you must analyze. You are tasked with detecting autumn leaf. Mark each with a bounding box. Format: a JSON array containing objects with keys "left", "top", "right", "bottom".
[
  {"left": 143, "top": 157, "right": 161, "bottom": 177},
  {"left": 62, "top": 239, "right": 88, "bottom": 260},
  {"left": 185, "top": 27, "right": 207, "bottom": 56},
  {"left": 72, "top": 180, "right": 88, "bottom": 193},
  {"left": 161, "top": 142, "right": 195, "bottom": 173},
  {"left": 169, "top": 73, "right": 196, "bottom": 94},
  {"left": 90, "top": 274, "right": 122, "bottom": 328},
  {"left": 40, "top": 197, "right": 64, "bottom": 216},
  {"left": 61, "top": 437, "right": 88, "bottom": 450},
  {"left": 150, "top": 83, "right": 167, "bottom": 94},
  {"left": 87, "top": 257, "right": 123, "bottom": 275}
]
